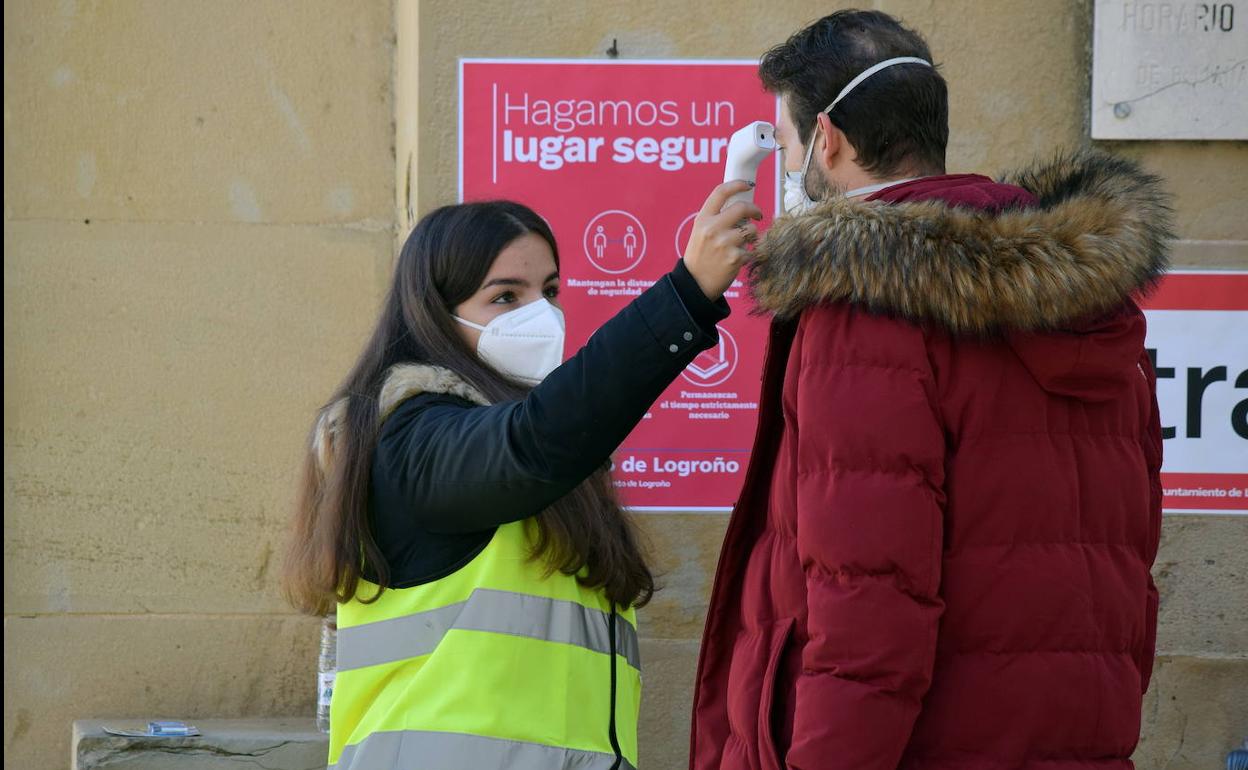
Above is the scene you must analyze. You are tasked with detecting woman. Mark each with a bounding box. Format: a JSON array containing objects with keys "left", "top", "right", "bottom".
[{"left": 283, "top": 181, "right": 762, "bottom": 770}]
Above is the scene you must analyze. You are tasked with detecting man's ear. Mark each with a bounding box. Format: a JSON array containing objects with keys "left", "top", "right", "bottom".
[{"left": 815, "top": 112, "right": 846, "bottom": 171}]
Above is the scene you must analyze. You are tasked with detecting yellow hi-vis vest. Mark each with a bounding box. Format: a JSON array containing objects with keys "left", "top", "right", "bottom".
[{"left": 328, "top": 519, "right": 642, "bottom": 770}]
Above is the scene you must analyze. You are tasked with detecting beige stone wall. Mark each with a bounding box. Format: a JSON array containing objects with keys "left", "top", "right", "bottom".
[
  {"left": 3, "top": 2, "right": 395, "bottom": 768},
  {"left": 4, "top": 1, "right": 1245, "bottom": 769}
]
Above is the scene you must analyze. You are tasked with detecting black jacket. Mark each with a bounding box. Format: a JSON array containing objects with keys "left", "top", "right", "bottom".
[{"left": 368, "top": 260, "right": 730, "bottom": 587}]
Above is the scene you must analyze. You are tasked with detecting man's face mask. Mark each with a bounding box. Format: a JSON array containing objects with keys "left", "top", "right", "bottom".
[{"left": 783, "top": 56, "right": 933, "bottom": 216}]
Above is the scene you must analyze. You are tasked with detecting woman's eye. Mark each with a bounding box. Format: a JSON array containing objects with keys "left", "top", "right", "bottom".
[
  {"left": 544, "top": 286, "right": 560, "bottom": 299},
  {"left": 490, "top": 292, "right": 516, "bottom": 305}
]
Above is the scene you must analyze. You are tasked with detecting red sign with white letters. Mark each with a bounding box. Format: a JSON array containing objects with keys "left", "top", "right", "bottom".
[
  {"left": 1139, "top": 271, "right": 1248, "bottom": 515},
  {"left": 460, "top": 59, "right": 779, "bottom": 510}
]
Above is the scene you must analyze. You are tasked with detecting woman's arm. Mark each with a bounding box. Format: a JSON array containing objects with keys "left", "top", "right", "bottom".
[{"left": 372, "top": 259, "right": 730, "bottom": 534}]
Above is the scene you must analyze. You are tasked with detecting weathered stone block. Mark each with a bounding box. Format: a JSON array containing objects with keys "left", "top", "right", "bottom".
[{"left": 73, "top": 719, "right": 327, "bottom": 770}]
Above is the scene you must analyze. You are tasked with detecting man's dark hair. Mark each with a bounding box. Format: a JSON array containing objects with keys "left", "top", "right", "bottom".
[{"left": 760, "top": 10, "right": 948, "bottom": 178}]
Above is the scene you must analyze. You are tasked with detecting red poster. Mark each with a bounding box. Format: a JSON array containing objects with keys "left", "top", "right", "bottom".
[{"left": 460, "top": 59, "right": 779, "bottom": 510}]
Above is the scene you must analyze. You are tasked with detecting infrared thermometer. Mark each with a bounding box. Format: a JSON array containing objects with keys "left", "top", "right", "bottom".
[{"left": 722, "top": 121, "right": 777, "bottom": 210}]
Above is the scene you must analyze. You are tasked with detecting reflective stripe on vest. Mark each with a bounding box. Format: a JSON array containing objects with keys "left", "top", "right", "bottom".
[
  {"left": 337, "top": 588, "right": 642, "bottom": 673},
  {"left": 329, "top": 730, "right": 638, "bottom": 770},
  {"left": 329, "top": 520, "right": 642, "bottom": 769}
]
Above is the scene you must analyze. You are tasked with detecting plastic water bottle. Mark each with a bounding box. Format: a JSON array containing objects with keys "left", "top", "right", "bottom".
[
  {"left": 317, "top": 614, "right": 337, "bottom": 734},
  {"left": 1228, "top": 738, "right": 1248, "bottom": 770}
]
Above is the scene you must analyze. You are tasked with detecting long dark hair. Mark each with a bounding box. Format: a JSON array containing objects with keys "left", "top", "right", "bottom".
[{"left": 282, "top": 201, "right": 654, "bottom": 615}]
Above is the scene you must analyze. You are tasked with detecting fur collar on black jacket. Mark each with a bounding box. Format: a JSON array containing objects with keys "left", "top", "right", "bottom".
[{"left": 312, "top": 364, "right": 489, "bottom": 475}]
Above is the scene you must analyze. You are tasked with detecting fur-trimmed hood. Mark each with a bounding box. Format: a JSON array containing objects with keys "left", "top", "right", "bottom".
[
  {"left": 311, "top": 364, "right": 489, "bottom": 474},
  {"left": 749, "top": 151, "right": 1173, "bottom": 334}
]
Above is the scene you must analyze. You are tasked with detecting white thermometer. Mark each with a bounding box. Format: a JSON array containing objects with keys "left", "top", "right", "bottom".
[{"left": 722, "top": 121, "right": 777, "bottom": 209}]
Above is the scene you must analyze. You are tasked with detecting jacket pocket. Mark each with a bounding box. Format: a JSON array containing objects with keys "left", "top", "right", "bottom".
[{"left": 757, "top": 617, "right": 795, "bottom": 770}]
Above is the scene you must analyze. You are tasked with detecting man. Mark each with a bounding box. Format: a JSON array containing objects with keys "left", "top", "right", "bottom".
[{"left": 690, "top": 10, "right": 1169, "bottom": 770}]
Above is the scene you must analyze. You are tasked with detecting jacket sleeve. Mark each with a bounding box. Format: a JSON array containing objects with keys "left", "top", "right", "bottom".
[
  {"left": 785, "top": 306, "right": 946, "bottom": 770},
  {"left": 371, "top": 261, "right": 729, "bottom": 535}
]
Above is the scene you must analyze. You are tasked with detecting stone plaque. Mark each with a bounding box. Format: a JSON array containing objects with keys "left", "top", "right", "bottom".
[{"left": 1092, "top": 1, "right": 1247, "bottom": 140}]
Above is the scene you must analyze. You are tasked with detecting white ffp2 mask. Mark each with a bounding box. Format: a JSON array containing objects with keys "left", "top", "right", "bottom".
[
  {"left": 455, "top": 299, "right": 566, "bottom": 386},
  {"left": 783, "top": 145, "right": 821, "bottom": 216},
  {"left": 783, "top": 56, "right": 933, "bottom": 216}
]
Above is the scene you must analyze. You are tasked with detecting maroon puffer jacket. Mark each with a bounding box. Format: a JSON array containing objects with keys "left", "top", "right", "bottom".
[{"left": 690, "top": 152, "right": 1170, "bottom": 770}]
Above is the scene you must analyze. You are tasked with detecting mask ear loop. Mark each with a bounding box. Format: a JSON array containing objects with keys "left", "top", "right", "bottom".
[
  {"left": 799, "top": 56, "right": 933, "bottom": 200},
  {"left": 822, "top": 56, "right": 933, "bottom": 114},
  {"left": 798, "top": 120, "right": 823, "bottom": 201}
]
